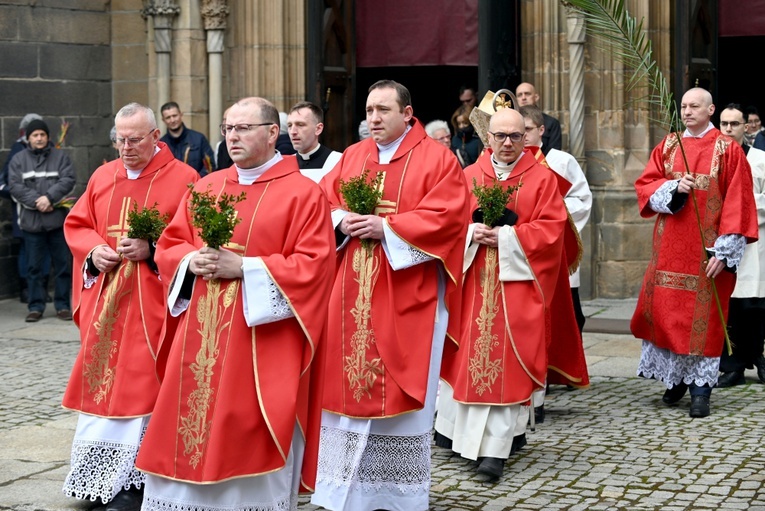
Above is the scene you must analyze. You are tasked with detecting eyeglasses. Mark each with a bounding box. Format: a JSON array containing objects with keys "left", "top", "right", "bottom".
[
  {"left": 750, "top": 119, "right": 762, "bottom": 125},
  {"left": 220, "top": 123, "right": 274, "bottom": 136},
  {"left": 115, "top": 130, "right": 155, "bottom": 147},
  {"left": 461, "top": 99, "right": 474, "bottom": 104},
  {"left": 720, "top": 121, "right": 745, "bottom": 128},
  {"left": 489, "top": 131, "right": 524, "bottom": 143},
  {"left": 436, "top": 135, "right": 451, "bottom": 142}
]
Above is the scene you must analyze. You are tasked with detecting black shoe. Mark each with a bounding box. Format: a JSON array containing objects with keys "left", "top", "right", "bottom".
[
  {"left": 510, "top": 433, "right": 527, "bottom": 455},
  {"left": 476, "top": 457, "right": 504, "bottom": 480},
  {"left": 105, "top": 487, "right": 143, "bottom": 511},
  {"left": 534, "top": 405, "right": 545, "bottom": 424},
  {"left": 716, "top": 370, "right": 746, "bottom": 388},
  {"left": 689, "top": 395, "right": 711, "bottom": 418},
  {"left": 662, "top": 383, "right": 688, "bottom": 404},
  {"left": 19, "top": 288, "right": 28, "bottom": 304},
  {"left": 754, "top": 355, "right": 765, "bottom": 384},
  {"left": 433, "top": 431, "right": 453, "bottom": 449}
]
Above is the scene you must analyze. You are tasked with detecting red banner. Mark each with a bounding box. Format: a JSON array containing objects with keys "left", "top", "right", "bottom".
[
  {"left": 356, "top": 0, "right": 479, "bottom": 67},
  {"left": 719, "top": 0, "right": 765, "bottom": 36}
]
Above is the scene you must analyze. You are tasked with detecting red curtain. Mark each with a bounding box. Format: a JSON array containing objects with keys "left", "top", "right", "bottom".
[
  {"left": 719, "top": 0, "right": 765, "bottom": 36},
  {"left": 355, "top": 0, "right": 479, "bottom": 67}
]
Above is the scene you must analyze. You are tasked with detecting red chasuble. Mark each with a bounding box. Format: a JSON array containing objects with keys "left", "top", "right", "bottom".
[
  {"left": 529, "top": 146, "right": 590, "bottom": 387},
  {"left": 631, "top": 130, "right": 758, "bottom": 357},
  {"left": 319, "top": 119, "right": 469, "bottom": 418},
  {"left": 135, "top": 159, "right": 335, "bottom": 491},
  {"left": 62, "top": 143, "right": 199, "bottom": 417},
  {"left": 442, "top": 151, "right": 567, "bottom": 405}
]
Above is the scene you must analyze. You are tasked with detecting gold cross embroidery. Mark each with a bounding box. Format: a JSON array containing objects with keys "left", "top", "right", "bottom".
[
  {"left": 373, "top": 171, "right": 397, "bottom": 215},
  {"left": 107, "top": 197, "right": 132, "bottom": 243}
]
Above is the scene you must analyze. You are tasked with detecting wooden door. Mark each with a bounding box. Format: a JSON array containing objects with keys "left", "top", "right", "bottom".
[
  {"left": 674, "top": 0, "right": 718, "bottom": 98},
  {"left": 305, "top": 0, "right": 355, "bottom": 152}
]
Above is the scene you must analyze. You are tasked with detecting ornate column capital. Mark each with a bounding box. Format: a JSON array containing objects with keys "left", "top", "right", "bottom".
[
  {"left": 565, "top": 6, "right": 586, "bottom": 45},
  {"left": 201, "top": 0, "right": 230, "bottom": 31}
]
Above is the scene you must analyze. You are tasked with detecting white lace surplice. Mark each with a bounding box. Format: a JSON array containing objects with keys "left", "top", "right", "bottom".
[
  {"left": 311, "top": 229, "right": 445, "bottom": 511},
  {"left": 637, "top": 341, "right": 720, "bottom": 388},
  {"left": 63, "top": 414, "right": 148, "bottom": 502}
]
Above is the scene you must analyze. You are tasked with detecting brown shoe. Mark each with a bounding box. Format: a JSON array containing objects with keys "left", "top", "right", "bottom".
[
  {"left": 56, "top": 309, "right": 73, "bottom": 321},
  {"left": 25, "top": 311, "right": 43, "bottom": 323}
]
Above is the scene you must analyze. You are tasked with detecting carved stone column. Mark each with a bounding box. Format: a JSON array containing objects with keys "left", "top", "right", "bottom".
[
  {"left": 566, "top": 6, "right": 585, "bottom": 160},
  {"left": 142, "top": 0, "right": 180, "bottom": 115},
  {"left": 201, "top": 0, "right": 229, "bottom": 144}
]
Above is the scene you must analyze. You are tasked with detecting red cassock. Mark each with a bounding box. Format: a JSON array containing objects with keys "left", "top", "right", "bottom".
[
  {"left": 631, "top": 130, "right": 758, "bottom": 356},
  {"left": 319, "top": 119, "right": 469, "bottom": 418},
  {"left": 134, "top": 160, "right": 335, "bottom": 491},
  {"left": 441, "top": 151, "right": 569, "bottom": 404},
  {"left": 62, "top": 142, "right": 199, "bottom": 417}
]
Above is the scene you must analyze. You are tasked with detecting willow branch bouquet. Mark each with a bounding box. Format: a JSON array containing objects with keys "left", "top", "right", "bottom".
[
  {"left": 472, "top": 178, "right": 521, "bottom": 227},
  {"left": 127, "top": 202, "right": 170, "bottom": 241},
  {"left": 564, "top": 0, "right": 732, "bottom": 354},
  {"left": 188, "top": 184, "right": 247, "bottom": 250},
  {"left": 339, "top": 168, "right": 384, "bottom": 249}
]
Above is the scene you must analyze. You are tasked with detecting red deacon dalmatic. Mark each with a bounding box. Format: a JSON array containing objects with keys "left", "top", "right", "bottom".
[
  {"left": 135, "top": 161, "right": 335, "bottom": 491},
  {"left": 320, "top": 119, "right": 469, "bottom": 418}
]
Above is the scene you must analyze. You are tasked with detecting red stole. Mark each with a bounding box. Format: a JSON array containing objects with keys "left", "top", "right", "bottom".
[
  {"left": 632, "top": 130, "right": 758, "bottom": 356},
  {"left": 320, "top": 119, "right": 469, "bottom": 418},
  {"left": 62, "top": 144, "right": 199, "bottom": 417},
  {"left": 135, "top": 161, "right": 334, "bottom": 491}
]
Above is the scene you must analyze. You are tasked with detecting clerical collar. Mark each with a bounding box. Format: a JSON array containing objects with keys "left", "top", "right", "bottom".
[
  {"left": 236, "top": 151, "right": 282, "bottom": 185},
  {"left": 124, "top": 145, "right": 161, "bottom": 179},
  {"left": 298, "top": 144, "right": 321, "bottom": 160},
  {"left": 376, "top": 125, "right": 412, "bottom": 164},
  {"left": 491, "top": 153, "right": 522, "bottom": 181},
  {"left": 683, "top": 121, "right": 715, "bottom": 139}
]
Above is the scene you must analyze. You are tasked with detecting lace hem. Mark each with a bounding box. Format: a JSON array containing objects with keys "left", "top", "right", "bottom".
[
  {"left": 405, "top": 246, "right": 432, "bottom": 266},
  {"left": 637, "top": 340, "right": 719, "bottom": 387},
  {"left": 648, "top": 180, "right": 678, "bottom": 214},
  {"left": 142, "top": 495, "right": 294, "bottom": 511},
  {"left": 708, "top": 233, "right": 747, "bottom": 269},
  {"left": 316, "top": 427, "right": 430, "bottom": 495},
  {"left": 268, "top": 278, "right": 293, "bottom": 321},
  {"left": 63, "top": 437, "right": 145, "bottom": 501}
]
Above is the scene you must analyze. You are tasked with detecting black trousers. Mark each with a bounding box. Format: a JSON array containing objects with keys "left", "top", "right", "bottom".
[
  {"left": 719, "top": 297, "right": 765, "bottom": 372},
  {"left": 571, "top": 287, "right": 585, "bottom": 334}
]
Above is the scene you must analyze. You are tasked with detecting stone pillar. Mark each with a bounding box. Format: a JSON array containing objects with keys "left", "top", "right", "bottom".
[
  {"left": 142, "top": 0, "right": 180, "bottom": 115},
  {"left": 201, "top": 0, "right": 229, "bottom": 142},
  {"left": 566, "top": 7, "right": 585, "bottom": 160}
]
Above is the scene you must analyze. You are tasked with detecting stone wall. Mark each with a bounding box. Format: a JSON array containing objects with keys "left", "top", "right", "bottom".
[{"left": 0, "top": 1, "right": 113, "bottom": 298}]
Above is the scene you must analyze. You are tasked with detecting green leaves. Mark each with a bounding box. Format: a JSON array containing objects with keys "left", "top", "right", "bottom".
[
  {"left": 339, "top": 168, "right": 384, "bottom": 216},
  {"left": 188, "top": 184, "right": 247, "bottom": 250},
  {"left": 472, "top": 177, "right": 520, "bottom": 228},
  {"left": 127, "top": 202, "right": 169, "bottom": 241}
]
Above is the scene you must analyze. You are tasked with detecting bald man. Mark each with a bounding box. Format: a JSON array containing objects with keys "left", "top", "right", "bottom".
[
  {"left": 515, "top": 82, "right": 562, "bottom": 155},
  {"left": 436, "top": 107, "right": 569, "bottom": 480},
  {"left": 632, "top": 87, "right": 758, "bottom": 418}
]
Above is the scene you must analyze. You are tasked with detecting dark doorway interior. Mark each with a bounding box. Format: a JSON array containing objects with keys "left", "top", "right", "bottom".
[
  {"left": 717, "top": 36, "right": 765, "bottom": 119},
  {"left": 354, "top": 66, "right": 478, "bottom": 142}
]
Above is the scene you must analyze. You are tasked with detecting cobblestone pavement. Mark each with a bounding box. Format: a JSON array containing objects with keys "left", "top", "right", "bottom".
[{"left": 2, "top": 297, "right": 765, "bottom": 510}]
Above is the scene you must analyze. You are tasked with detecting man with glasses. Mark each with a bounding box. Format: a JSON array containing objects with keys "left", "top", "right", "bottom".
[
  {"left": 435, "top": 107, "right": 569, "bottom": 481},
  {"left": 715, "top": 103, "right": 765, "bottom": 388},
  {"left": 312, "top": 80, "right": 469, "bottom": 511},
  {"left": 135, "top": 97, "right": 335, "bottom": 510},
  {"left": 425, "top": 119, "right": 453, "bottom": 149},
  {"left": 61, "top": 103, "right": 199, "bottom": 510},
  {"left": 632, "top": 88, "right": 758, "bottom": 418},
  {"left": 744, "top": 106, "right": 764, "bottom": 148}
]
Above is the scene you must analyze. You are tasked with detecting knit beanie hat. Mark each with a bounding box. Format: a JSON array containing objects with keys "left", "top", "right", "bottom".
[{"left": 26, "top": 119, "right": 49, "bottom": 139}]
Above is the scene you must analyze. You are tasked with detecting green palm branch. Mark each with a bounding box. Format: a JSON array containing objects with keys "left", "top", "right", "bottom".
[{"left": 564, "top": 0, "right": 733, "bottom": 354}]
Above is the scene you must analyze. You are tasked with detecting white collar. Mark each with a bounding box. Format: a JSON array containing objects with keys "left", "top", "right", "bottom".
[{"left": 236, "top": 152, "right": 282, "bottom": 185}]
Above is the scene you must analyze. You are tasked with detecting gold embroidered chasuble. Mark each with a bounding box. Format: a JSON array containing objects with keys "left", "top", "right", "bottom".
[
  {"left": 320, "top": 120, "right": 470, "bottom": 418},
  {"left": 62, "top": 144, "right": 199, "bottom": 417},
  {"left": 135, "top": 162, "right": 334, "bottom": 490}
]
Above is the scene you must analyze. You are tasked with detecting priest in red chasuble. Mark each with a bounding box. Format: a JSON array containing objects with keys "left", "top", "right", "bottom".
[
  {"left": 311, "top": 80, "right": 469, "bottom": 511},
  {"left": 62, "top": 103, "right": 200, "bottom": 508},
  {"left": 632, "top": 88, "right": 758, "bottom": 418},
  {"left": 134, "top": 97, "right": 335, "bottom": 511},
  {"left": 435, "top": 107, "right": 569, "bottom": 481}
]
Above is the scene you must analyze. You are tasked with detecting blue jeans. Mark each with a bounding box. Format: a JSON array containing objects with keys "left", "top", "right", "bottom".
[{"left": 23, "top": 228, "right": 71, "bottom": 313}]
